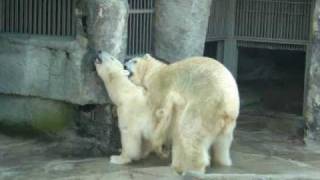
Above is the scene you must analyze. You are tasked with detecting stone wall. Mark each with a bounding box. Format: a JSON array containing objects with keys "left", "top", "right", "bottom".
[
  {"left": 305, "top": 0, "right": 320, "bottom": 143},
  {"left": 0, "top": 0, "right": 128, "bottom": 105},
  {"left": 153, "top": 0, "right": 212, "bottom": 62},
  {"left": 0, "top": 0, "right": 128, "bottom": 156}
]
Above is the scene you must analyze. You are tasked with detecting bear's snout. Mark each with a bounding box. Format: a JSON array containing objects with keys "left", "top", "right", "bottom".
[{"left": 94, "top": 50, "right": 103, "bottom": 64}]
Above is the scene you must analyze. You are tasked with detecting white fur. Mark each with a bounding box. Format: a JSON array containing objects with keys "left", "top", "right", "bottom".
[
  {"left": 95, "top": 52, "right": 155, "bottom": 164},
  {"left": 126, "top": 54, "right": 240, "bottom": 174}
]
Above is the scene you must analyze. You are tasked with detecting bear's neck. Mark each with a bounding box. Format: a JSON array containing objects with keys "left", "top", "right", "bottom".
[
  {"left": 142, "top": 61, "right": 167, "bottom": 88},
  {"left": 102, "top": 73, "right": 140, "bottom": 105}
]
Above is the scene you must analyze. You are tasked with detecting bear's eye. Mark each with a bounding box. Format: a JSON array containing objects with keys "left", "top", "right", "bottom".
[{"left": 133, "top": 60, "right": 137, "bottom": 64}]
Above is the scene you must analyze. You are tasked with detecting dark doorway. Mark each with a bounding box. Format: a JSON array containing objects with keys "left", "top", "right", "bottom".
[
  {"left": 238, "top": 47, "right": 305, "bottom": 115},
  {"left": 204, "top": 42, "right": 218, "bottom": 60}
]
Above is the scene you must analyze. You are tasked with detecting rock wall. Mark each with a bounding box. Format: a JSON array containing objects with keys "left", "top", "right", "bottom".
[
  {"left": 0, "top": 0, "right": 128, "bottom": 105},
  {"left": 305, "top": 0, "right": 320, "bottom": 143},
  {"left": 153, "top": 0, "right": 212, "bottom": 62},
  {"left": 0, "top": 0, "right": 127, "bottom": 155}
]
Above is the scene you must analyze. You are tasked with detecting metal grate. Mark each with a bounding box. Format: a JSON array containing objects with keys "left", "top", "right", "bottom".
[
  {"left": 235, "top": 0, "right": 313, "bottom": 43},
  {"left": 206, "top": 0, "right": 314, "bottom": 46},
  {"left": 127, "top": 0, "right": 154, "bottom": 57},
  {"left": 238, "top": 41, "right": 306, "bottom": 51},
  {"left": 0, "top": 0, "right": 75, "bottom": 37},
  {"left": 206, "top": 0, "right": 228, "bottom": 41}
]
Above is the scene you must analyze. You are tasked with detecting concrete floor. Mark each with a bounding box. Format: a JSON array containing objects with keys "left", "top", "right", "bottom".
[{"left": 1, "top": 108, "right": 320, "bottom": 180}]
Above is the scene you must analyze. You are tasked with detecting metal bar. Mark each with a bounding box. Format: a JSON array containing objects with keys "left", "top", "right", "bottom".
[
  {"left": 146, "top": 13, "right": 150, "bottom": 52},
  {"left": 48, "top": 0, "right": 52, "bottom": 35},
  {"left": 18, "top": 0, "right": 22, "bottom": 32},
  {"left": 52, "top": 0, "right": 57, "bottom": 35},
  {"left": 139, "top": 11, "right": 142, "bottom": 54},
  {"left": 14, "top": 0, "right": 18, "bottom": 32},
  {"left": 256, "top": 0, "right": 261, "bottom": 37},
  {"left": 66, "top": 0, "right": 71, "bottom": 36},
  {"left": 285, "top": 2, "right": 290, "bottom": 40},
  {"left": 238, "top": 0, "right": 241, "bottom": 36},
  {"left": 43, "top": 0, "right": 47, "bottom": 35},
  {"left": 10, "top": 0, "right": 14, "bottom": 32},
  {"left": 33, "top": 0, "right": 37, "bottom": 34},
  {"left": 71, "top": 0, "right": 76, "bottom": 36},
  {"left": 270, "top": 0, "right": 275, "bottom": 39},
  {"left": 57, "top": 0, "right": 61, "bottom": 35},
  {"left": 128, "top": 14, "right": 131, "bottom": 55},
  {"left": 0, "top": 0, "right": 3, "bottom": 32},
  {"left": 62, "top": 0, "right": 66, "bottom": 36},
  {"left": 24, "top": 0, "right": 28, "bottom": 33},
  {"left": 150, "top": 4, "right": 153, "bottom": 53},
  {"left": 38, "top": 0, "right": 42, "bottom": 34},
  {"left": 236, "top": 36, "right": 309, "bottom": 45},
  {"left": 0, "top": 0, "right": 2, "bottom": 32},
  {"left": 132, "top": 12, "right": 135, "bottom": 55},
  {"left": 6, "top": 0, "right": 10, "bottom": 32},
  {"left": 138, "top": 5, "right": 141, "bottom": 54},
  {"left": 142, "top": 0, "right": 145, "bottom": 53}
]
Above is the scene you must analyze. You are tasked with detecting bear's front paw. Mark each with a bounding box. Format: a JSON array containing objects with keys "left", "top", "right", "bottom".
[{"left": 110, "top": 155, "right": 131, "bottom": 165}]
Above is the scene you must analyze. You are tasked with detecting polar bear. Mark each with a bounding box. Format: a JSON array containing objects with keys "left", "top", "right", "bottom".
[
  {"left": 125, "top": 54, "right": 240, "bottom": 174},
  {"left": 94, "top": 51, "right": 162, "bottom": 164}
]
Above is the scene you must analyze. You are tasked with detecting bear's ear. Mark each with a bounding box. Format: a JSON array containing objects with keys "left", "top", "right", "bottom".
[{"left": 144, "top": 53, "right": 152, "bottom": 60}]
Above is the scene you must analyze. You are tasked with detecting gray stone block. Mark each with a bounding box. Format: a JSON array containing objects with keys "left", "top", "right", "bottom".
[
  {"left": 153, "top": 0, "right": 212, "bottom": 62},
  {"left": 87, "top": 0, "right": 128, "bottom": 61},
  {"left": 0, "top": 0, "right": 129, "bottom": 105},
  {"left": 305, "top": 0, "right": 320, "bottom": 143}
]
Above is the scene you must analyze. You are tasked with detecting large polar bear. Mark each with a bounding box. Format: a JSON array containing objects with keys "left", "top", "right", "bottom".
[
  {"left": 125, "top": 54, "right": 240, "bottom": 174},
  {"left": 94, "top": 51, "right": 163, "bottom": 164}
]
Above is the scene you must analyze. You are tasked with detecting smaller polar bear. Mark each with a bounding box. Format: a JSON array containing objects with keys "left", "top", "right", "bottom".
[
  {"left": 94, "top": 51, "right": 163, "bottom": 164},
  {"left": 125, "top": 54, "right": 240, "bottom": 174}
]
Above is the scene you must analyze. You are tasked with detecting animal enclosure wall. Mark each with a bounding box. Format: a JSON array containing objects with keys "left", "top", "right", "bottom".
[
  {"left": 207, "top": 0, "right": 314, "bottom": 46},
  {"left": 127, "top": 0, "right": 155, "bottom": 57},
  {"left": 205, "top": 0, "right": 314, "bottom": 115}
]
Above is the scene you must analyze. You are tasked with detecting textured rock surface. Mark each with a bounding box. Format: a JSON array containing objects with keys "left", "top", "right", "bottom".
[
  {"left": 0, "top": 0, "right": 129, "bottom": 105},
  {"left": 87, "top": 0, "right": 128, "bottom": 61},
  {"left": 0, "top": 0, "right": 128, "bottom": 154},
  {"left": 305, "top": 0, "right": 320, "bottom": 143},
  {"left": 0, "top": 35, "right": 109, "bottom": 105},
  {"left": 1, "top": 110, "right": 320, "bottom": 179},
  {"left": 153, "top": 0, "right": 212, "bottom": 62}
]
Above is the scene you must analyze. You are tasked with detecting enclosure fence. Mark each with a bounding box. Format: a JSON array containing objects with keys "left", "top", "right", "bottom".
[
  {"left": 127, "top": 0, "right": 154, "bottom": 57},
  {"left": 0, "top": 0, "right": 75, "bottom": 37},
  {"left": 206, "top": 0, "right": 314, "bottom": 50}
]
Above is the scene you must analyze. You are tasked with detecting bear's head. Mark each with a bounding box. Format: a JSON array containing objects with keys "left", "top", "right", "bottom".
[
  {"left": 94, "top": 51, "right": 130, "bottom": 80},
  {"left": 124, "top": 54, "right": 165, "bottom": 86}
]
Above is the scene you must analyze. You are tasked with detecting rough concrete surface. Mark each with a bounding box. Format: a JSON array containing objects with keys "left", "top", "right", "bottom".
[
  {"left": 305, "top": 0, "right": 320, "bottom": 144},
  {"left": 0, "top": 0, "right": 128, "bottom": 154},
  {"left": 153, "top": 0, "right": 212, "bottom": 62},
  {"left": 1, "top": 109, "right": 320, "bottom": 180},
  {"left": 0, "top": 0, "right": 129, "bottom": 105},
  {"left": 86, "top": 0, "right": 128, "bottom": 61}
]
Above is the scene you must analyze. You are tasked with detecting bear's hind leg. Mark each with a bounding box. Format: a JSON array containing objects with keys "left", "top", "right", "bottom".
[
  {"left": 175, "top": 135, "right": 210, "bottom": 174},
  {"left": 172, "top": 135, "right": 210, "bottom": 174},
  {"left": 212, "top": 122, "right": 235, "bottom": 166}
]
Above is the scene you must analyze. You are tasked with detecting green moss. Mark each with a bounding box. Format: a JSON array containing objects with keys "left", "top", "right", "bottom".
[
  {"left": 0, "top": 95, "right": 76, "bottom": 135},
  {"left": 0, "top": 120, "right": 41, "bottom": 137},
  {"left": 31, "top": 103, "right": 75, "bottom": 133}
]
